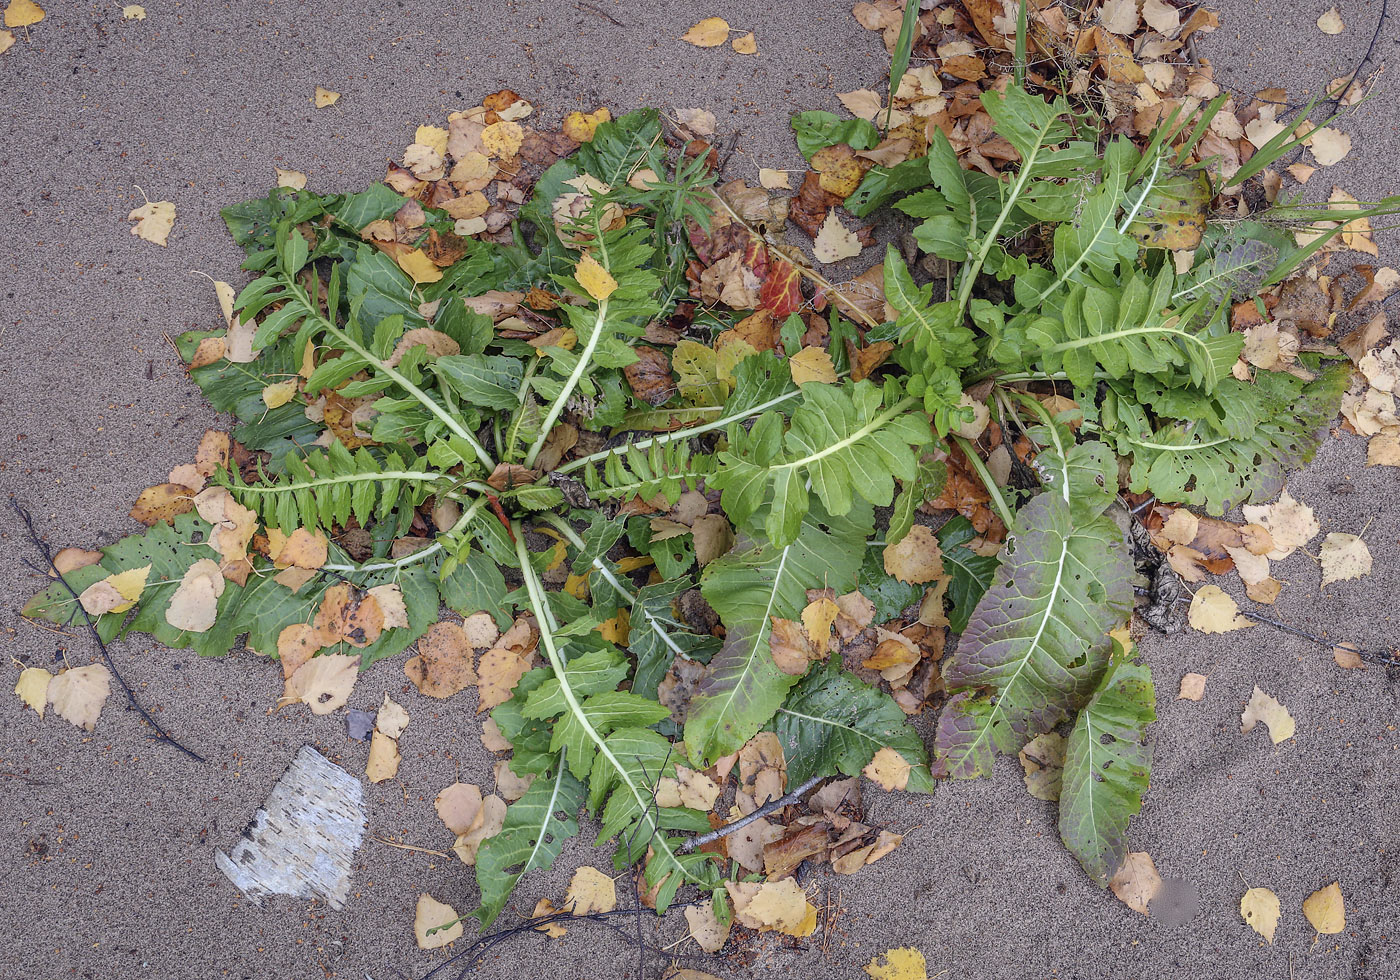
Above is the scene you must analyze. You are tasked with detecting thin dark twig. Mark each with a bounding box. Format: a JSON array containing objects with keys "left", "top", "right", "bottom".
[
  {"left": 574, "top": 1, "right": 625, "bottom": 27},
  {"left": 1235, "top": 609, "right": 1398, "bottom": 667},
  {"left": 1137, "top": 583, "right": 1398, "bottom": 667},
  {"left": 9, "top": 498, "right": 206, "bottom": 763},
  {"left": 680, "top": 775, "right": 825, "bottom": 853},
  {"left": 1323, "top": 0, "right": 1389, "bottom": 116},
  {"left": 424, "top": 903, "right": 706, "bottom": 980}
]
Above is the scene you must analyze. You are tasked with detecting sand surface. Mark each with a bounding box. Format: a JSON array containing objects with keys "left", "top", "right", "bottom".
[{"left": 1, "top": 2, "right": 1397, "bottom": 978}]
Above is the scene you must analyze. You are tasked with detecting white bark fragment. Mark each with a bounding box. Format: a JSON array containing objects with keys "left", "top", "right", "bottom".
[{"left": 215, "top": 745, "right": 365, "bottom": 910}]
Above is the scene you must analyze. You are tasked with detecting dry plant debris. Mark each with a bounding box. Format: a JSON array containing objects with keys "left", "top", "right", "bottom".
[{"left": 13, "top": 0, "right": 1398, "bottom": 963}]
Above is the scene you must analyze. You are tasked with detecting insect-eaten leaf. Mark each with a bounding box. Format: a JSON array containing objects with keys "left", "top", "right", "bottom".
[{"left": 1123, "top": 171, "right": 1210, "bottom": 249}]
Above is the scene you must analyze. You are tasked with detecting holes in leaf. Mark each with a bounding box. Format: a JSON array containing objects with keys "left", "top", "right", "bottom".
[{"left": 1099, "top": 732, "right": 1117, "bottom": 745}]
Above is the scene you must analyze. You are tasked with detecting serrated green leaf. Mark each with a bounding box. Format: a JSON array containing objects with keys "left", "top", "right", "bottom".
[
  {"left": 685, "top": 499, "right": 872, "bottom": 764},
  {"left": 935, "top": 516, "right": 998, "bottom": 634},
  {"left": 473, "top": 764, "right": 585, "bottom": 929},
  {"left": 1058, "top": 653, "right": 1156, "bottom": 886},
  {"left": 709, "top": 381, "right": 929, "bottom": 546},
  {"left": 933, "top": 493, "right": 1133, "bottom": 779},
  {"left": 774, "top": 663, "right": 934, "bottom": 792}
]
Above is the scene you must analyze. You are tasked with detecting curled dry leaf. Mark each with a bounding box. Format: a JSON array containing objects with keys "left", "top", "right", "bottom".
[
  {"left": 52, "top": 547, "right": 103, "bottom": 575},
  {"left": 1241, "top": 685, "right": 1295, "bottom": 743},
  {"left": 377, "top": 694, "right": 409, "bottom": 738},
  {"left": 365, "top": 730, "right": 400, "bottom": 783},
  {"left": 769, "top": 616, "right": 819, "bottom": 675},
  {"left": 404, "top": 621, "right": 477, "bottom": 699},
  {"left": 1018, "top": 731, "right": 1065, "bottom": 801}
]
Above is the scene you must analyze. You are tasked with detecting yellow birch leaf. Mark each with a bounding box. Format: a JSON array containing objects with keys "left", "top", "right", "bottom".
[
  {"left": 396, "top": 248, "right": 444, "bottom": 284},
  {"left": 1241, "top": 887, "right": 1281, "bottom": 942},
  {"left": 1187, "top": 585, "right": 1255, "bottom": 633},
  {"left": 789, "top": 346, "right": 837, "bottom": 384},
  {"left": 883, "top": 524, "right": 944, "bottom": 584},
  {"left": 731, "top": 31, "right": 758, "bottom": 54},
  {"left": 1319, "top": 532, "right": 1371, "bottom": 586},
  {"left": 1240, "top": 685, "right": 1295, "bottom": 743},
  {"left": 682, "top": 16, "right": 730, "bottom": 47},
  {"left": 801, "top": 597, "right": 840, "bottom": 657},
  {"left": 575, "top": 253, "right": 618, "bottom": 301},
  {"left": 261, "top": 380, "right": 298, "bottom": 409},
  {"left": 863, "top": 746, "right": 911, "bottom": 791},
  {"left": 279, "top": 653, "right": 358, "bottom": 714},
  {"left": 414, "top": 894, "right": 463, "bottom": 949},
  {"left": 414, "top": 124, "right": 449, "bottom": 156},
  {"left": 1109, "top": 852, "right": 1161, "bottom": 915},
  {"left": 47, "top": 664, "right": 112, "bottom": 731},
  {"left": 561, "top": 108, "right": 611, "bottom": 143},
  {"left": 15, "top": 667, "right": 52, "bottom": 718},
  {"left": 79, "top": 564, "right": 151, "bottom": 616},
  {"left": 864, "top": 947, "right": 928, "bottom": 980},
  {"left": 1303, "top": 882, "right": 1346, "bottom": 934},
  {"left": 480, "top": 120, "right": 523, "bottom": 158},
  {"left": 128, "top": 200, "right": 175, "bottom": 246},
  {"left": 4, "top": 0, "right": 45, "bottom": 28},
  {"left": 313, "top": 86, "right": 340, "bottom": 107},
  {"left": 565, "top": 866, "right": 617, "bottom": 915}
]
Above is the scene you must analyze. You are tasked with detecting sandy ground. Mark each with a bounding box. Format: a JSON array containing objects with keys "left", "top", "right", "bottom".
[{"left": 1, "top": 2, "right": 1397, "bottom": 978}]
